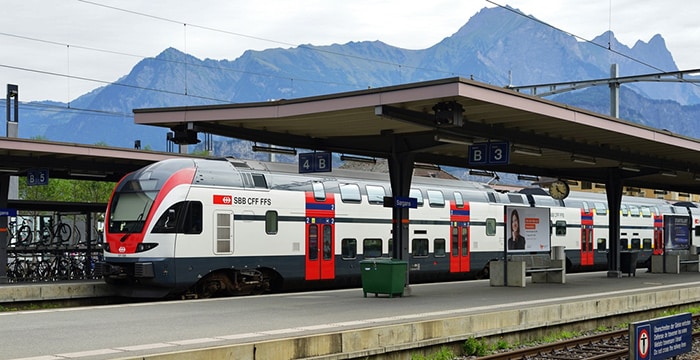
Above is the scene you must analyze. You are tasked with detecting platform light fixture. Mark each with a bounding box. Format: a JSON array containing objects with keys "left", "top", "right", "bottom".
[
  {"left": 414, "top": 162, "right": 441, "bottom": 171},
  {"left": 661, "top": 170, "right": 678, "bottom": 177},
  {"left": 512, "top": 145, "right": 542, "bottom": 157},
  {"left": 252, "top": 145, "right": 297, "bottom": 155},
  {"left": 620, "top": 164, "right": 640, "bottom": 172},
  {"left": 517, "top": 174, "right": 540, "bottom": 182},
  {"left": 571, "top": 154, "right": 596, "bottom": 165},
  {"left": 434, "top": 134, "right": 472, "bottom": 145},
  {"left": 0, "top": 168, "right": 19, "bottom": 174},
  {"left": 340, "top": 154, "right": 377, "bottom": 164},
  {"left": 69, "top": 171, "right": 107, "bottom": 178}
]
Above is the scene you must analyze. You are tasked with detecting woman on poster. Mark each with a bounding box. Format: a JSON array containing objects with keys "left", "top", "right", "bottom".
[{"left": 508, "top": 208, "right": 526, "bottom": 250}]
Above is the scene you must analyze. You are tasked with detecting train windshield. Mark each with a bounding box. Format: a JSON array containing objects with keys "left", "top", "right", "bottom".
[{"left": 108, "top": 179, "right": 159, "bottom": 233}]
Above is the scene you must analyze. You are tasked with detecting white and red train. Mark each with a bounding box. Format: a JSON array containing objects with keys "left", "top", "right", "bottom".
[{"left": 97, "top": 157, "right": 697, "bottom": 298}]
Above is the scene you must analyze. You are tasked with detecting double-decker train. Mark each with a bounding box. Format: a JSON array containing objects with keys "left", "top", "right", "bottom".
[{"left": 97, "top": 157, "right": 698, "bottom": 298}]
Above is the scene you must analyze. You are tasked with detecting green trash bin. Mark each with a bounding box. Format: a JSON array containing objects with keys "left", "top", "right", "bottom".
[{"left": 359, "top": 258, "right": 407, "bottom": 298}]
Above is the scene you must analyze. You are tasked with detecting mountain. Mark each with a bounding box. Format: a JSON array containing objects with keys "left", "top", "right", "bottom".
[{"left": 13, "top": 5, "right": 700, "bottom": 153}]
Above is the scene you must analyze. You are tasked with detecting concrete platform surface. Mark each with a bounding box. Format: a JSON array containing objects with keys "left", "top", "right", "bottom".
[{"left": 1, "top": 271, "right": 700, "bottom": 359}]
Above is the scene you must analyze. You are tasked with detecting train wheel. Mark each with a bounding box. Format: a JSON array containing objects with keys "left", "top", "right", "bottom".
[{"left": 194, "top": 272, "right": 235, "bottom": 299}]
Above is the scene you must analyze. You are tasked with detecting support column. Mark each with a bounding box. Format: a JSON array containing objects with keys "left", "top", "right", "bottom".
[
  {"left": 387, "top": 135, "right": 414, "bottom": 292},
  {"left": 606, "top": 169, "right": 623, "bottom": 278},
  {"left": 0, "top": 174, "right": 8, "bottom": 283}
]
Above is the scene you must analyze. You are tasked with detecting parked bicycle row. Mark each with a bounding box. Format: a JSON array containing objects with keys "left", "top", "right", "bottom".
[
  {"left": 6, "top": 212, "right": 103, "bottom": 249},
  {"left": 5, "top": 249, "right": 103, "bottom": 283}
]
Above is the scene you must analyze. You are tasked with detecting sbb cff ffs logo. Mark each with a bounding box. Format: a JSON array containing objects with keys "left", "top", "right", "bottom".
[{"left": 213, "top": 195, "right": 232, "bottom": 205}]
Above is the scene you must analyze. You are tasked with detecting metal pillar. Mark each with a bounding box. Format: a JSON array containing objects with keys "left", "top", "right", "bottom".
[
  {"left": 606, "top": 169, "right": 623, "bottom": 278},
  {"left": 609, "top": 64, "right": 620, "bottom": 118},
  {"left": 1, "top": 84, "right": 19, "bottom": 283},
  {"left": 387, "top": 135, "right": 415, "bottom": 293}
]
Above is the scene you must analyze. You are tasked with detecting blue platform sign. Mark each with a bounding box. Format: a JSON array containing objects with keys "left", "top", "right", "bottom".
[
  {"left": 0, "top": 208, "right": 17, "bottom": 217},
  {"left": 27, "top": 168, "right": 49, "bottom": 186},
  {"left": 395, "top": 196, "right": 418, "bottom": 208},
  {"left": 468, "top": 142, "right": 510, "bottom": 165},
  {"left": 630, "top": 313, "right": 692, "bottom": 360},
  {"left": 299, "top": 152, "right": 332, "bottom": 173}
]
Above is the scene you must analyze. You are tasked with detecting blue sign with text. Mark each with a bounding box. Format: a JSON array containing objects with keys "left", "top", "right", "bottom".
[
  {"left": 27, "top": 168, "right": 49, "bottom": 186},
  {"left": 468, "top": 142, "right": 510, "bottom": 165},
  {"left": 630, "top": 313, "right": 692, "bottom": 360},
  {"left": 299, "top": 152, "right": 332, "bottom": 173}
]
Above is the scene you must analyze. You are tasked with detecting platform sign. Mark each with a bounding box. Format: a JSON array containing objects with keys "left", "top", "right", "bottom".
[
  {"left": 630, "top": 312, "right": 692, "bottom": 360},
  {"left": 394, "top": 196, "right": 418, "bottom": 209},
  {"left": 0, "top": 208, "right": 17, "bottom": 217},
  {"left": 27, "top": 168, "right": 49, "bottom": 186},
  {"left": 468, "top": 141, "right": 509, "bottom": 165},
  {"left": 299, "top": 152, "right": 332, "bottom": 173}
]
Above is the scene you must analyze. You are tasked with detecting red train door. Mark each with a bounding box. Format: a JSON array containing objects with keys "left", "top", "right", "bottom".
[
  {"left": 305, "top": 190, "right": 336, "bottom": 280},
  {"left": 653, "top": 213, "right": 664, "bottom": 255},
  {"left": 580, "top": 208, "right": 594, "bottom": 266},
  {"left": 449, "top": 202, "right": 470, "bottom": 273}
]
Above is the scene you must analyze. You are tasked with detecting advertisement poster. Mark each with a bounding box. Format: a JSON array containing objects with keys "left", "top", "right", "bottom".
[
  {"left": 664, "top": 215, "right": 690, "bottom": 250},
  {"left": 505, "top": 206, "right": 551, "bottom": 253}
]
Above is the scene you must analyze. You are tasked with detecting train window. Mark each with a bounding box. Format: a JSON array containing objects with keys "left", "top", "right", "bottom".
[
  {"left": 363, "top": 238, "right": 383, "bottom": 258},
  {"left": 409, "top": 188, "right": 424, "bottom": 206},
  {"left": 507, "top": 194, "right": 524, "bottom": 204},
  {"left": 594, "top": 202, "right": 607, "bottom": 215},
  {"left": 434, "top": 239, "right": 446, "bottom": 257},
  {"left": 629, "top": 205, "right": 640, "bottom": 217},
  {"left": 152, "top": 203, "right": 182, "bottom": 234},
  {"left": 366, "top": 185, "right": 386, "bottom": 205},
  {"left": 323, "top": 226, "right": 332, "bottom": 260},
  {"left": 485, "top": 218, "right": 496, "bottom": 236},
  {"left": 630, "top": 238, "right": 641, "bottom": 249},
  {"left": 339, "top": 184, "right": 362, "bottom": 203},
  {"left": 215, "top": 212, "right": 233, "bottom": 254},
  {"left": 582, "top": 201, "right": 590, "bottom": 213},
  {"left": 642, "top": 238, "right": 652, "bottom": 250},
  {"left": 451, "top": 227, "right": 459, "bottom": 256},
  {"left": 427, "top": 190, "right": 445, "bottom": 207},
  {"left": 312, "top": 182, "right": 326, "bottom": 201},
  {"left": 641, "top": 206, "right": 652, "bottom": 217},
  {"left": 620, "top": 204, "right": 629, "bottom": 216},
  {"left": 412, "top": 238, "right": 429, "bottom": 257},
  {"left": 487, "top": 192, "right": 497, "bottom": 203},
  {"left": 555, "top": 220, "right": 566, "bottom": 236},
  {"left": 308, "top": 225, "right": 318, "bottom": 260},
  {"left": 453, "top": 192, "right": 464, "bottom": 208},
  {"left": 252, "top": 174, "right": 267, "bottom": 188},
  {"left": 183, "top": 201, "right": 203, "bottom": 234},
  {"left": 265, "top": 211, "right": 278, "bottom": 235},
  {"left": 597, "top": 238, "right": 607, "bottom": 251},
  {"left": 695, "top": 226, "right": 700, "bottom": 237},
  {"left": 342, "top": 238, "right": 357, "bottom": 259},
  {"left": 620, "top": 238, "right": 629, "bottom": 249}
]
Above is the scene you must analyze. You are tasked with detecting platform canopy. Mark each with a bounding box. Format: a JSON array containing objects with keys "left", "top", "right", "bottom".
[{"left": 134, "top": 77, "right": 700, "bottom": 194}]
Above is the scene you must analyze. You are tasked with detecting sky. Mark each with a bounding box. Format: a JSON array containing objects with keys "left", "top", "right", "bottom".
[{"left": 2, "top": 0, "right": 699, "bottom": 102}]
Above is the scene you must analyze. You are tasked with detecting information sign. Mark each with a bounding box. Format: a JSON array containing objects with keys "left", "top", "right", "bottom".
[
  {"left": 630, "top": 312, "right": 692, "bottom": 360},
  {"left": 299, "top": 152, "right": 332, "bottom": 173},
  {"left": 0, "top": 208, "right": 17, "bottom": 217},
  {"left": 468, "top": 141, "right": 510, "bottom": 165},
  {"left": 394, "top": 196, "right": 418, "bottom": 208},
  {"left": 27, "top": 168, "right": 49, "bottom": 186}
]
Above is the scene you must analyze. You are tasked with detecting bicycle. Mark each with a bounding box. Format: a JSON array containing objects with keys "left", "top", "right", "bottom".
[{"left": 40, "top": 214, "right": 79, "bottom": 248}]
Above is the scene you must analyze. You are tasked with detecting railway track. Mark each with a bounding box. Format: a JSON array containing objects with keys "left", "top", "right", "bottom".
[{"left": 473, "top": 316, "right": 700, "bottom": 360}]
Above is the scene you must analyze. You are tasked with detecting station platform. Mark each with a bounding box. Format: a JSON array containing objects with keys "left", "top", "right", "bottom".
[
  {"left": 0, "top": 279, "right": 114, "bottom": 303},
  {"left": 2, "top": 270, "right": 700, "bottom": 359}
]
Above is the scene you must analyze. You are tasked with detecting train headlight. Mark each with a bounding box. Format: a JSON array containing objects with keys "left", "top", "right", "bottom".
[{"left": 135, "top": 243, "right": 158, "bottom": 253}]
